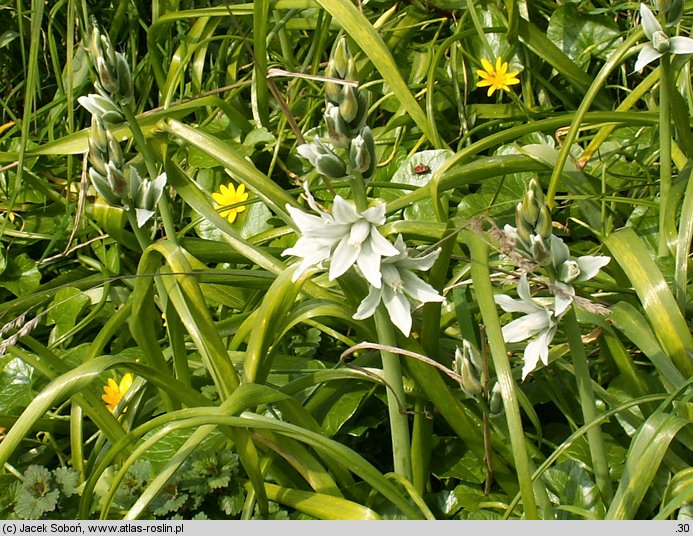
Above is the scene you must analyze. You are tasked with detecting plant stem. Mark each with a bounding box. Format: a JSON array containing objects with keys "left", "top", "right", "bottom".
[
  {"left": 374, "top": 306, "right": 413, "bottom": 482},
  {"left": 563, "top": 305, "right": 614, "bottom": 504},
  {"left": 658, "top": 54, "right": 673, "bottom": 257},
  {"left": 464, "top": 230, "right": 543, "bottom": 519}
]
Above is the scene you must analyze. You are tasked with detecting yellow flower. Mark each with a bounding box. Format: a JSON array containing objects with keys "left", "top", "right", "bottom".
[
  {"left": 476, "top": 57, "right": 520, "bottom": 97},
  {"left": 212, "top": 183, "right": 249, "bottom": 223},
  {"left": 102, "top": 373, "right": 133, "bottom": 412}
]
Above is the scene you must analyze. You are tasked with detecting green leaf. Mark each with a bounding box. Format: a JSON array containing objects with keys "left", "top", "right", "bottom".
[
  {"left": 546, "top": 5, "right": 622, "bottom": 70},
  {"left": 53, "top": 467, "right": 80, "bottom": 498},
  {"left": 0, "top": 254, "right": 41, "bottom": 297},
  {"left": 46, "top": 287, "right": 90, "bottom": 344}
]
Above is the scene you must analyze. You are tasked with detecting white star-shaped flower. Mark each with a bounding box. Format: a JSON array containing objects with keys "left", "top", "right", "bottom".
[
  {"left": 282, "top": 186, "right": 399, "bottom": 287},
  {"left": 494, "top": 274, "right": 559, "bottom": 380},
  {"left": 353, "top": 235, "right": 444, "bottom": 336}
]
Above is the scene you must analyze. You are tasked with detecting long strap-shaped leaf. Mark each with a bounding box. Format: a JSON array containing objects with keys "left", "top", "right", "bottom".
[
  {"left": 605, "top": 228, "right": 693, "bottom": 378},
  {"left": 312, "top": 0, "right": 440, "bottom": 148}
]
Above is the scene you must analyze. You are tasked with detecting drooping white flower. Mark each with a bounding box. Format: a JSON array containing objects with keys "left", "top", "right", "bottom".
[
  {"left": 353, "top": 235, "right": 444, "bottom": 336},
  {"left": 282, "top": 186, "right": 399, "bottom": 287},
  {"left": 635, "top": 3, "right": 693, "bottom": 71},
  {"left": 494, "top": 274, "right": 559, "bottom": 380}
]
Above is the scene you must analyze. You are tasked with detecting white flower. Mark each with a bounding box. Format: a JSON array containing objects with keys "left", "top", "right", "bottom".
[
  {"left": 494, "top": 274, "right": 559, "bottom": 380},
  {"left": 635, "top": 3, "right": 693, "bottom": 71},
  {"left": 282, "top": 186, "right": 399, "bottom": 287},
  {"left": 551, "top": 235, "right": 610, "bottom": 283},
  {"left": 352, "top": 235, "right": 444, "bottom": 336}
]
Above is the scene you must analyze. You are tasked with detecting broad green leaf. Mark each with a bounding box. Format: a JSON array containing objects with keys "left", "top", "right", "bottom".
[
  {"left": 46, "top": 287, "right": 90, "bottom": 344},
  {"left": 0, "top": 254, "right": 41, "bottom": 297},
  {"left": 546, "top": 5, "right": 622, "bottom": 70}
]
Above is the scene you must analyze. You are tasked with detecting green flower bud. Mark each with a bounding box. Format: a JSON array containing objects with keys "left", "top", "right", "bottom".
[
  {"left": 349, "top": 126, "right": 377, "bottom": 178},
  {"left": 106, "top": 162, "right": 128, "bottom": 199},
  {"left": 453, "top": 346, "right": 482, "bottom": 398},
  {"left": 489, "top": 382, "right": 504, "bottom": 417},
  {"left": 96, "top": 56, "right": 119, "bottom": 95},
  {"left": 90, "top": 116, "right": 108, "bottom": 154},
  {"left": 324, "top": 104, "right": 349, "bottom": 148},
  {"left": 528, "top": 177, "right": 545, "bottom": 206},
  {"left": 529, "top": 235, "right": 552, "bottom": 266},
  {"left": 297, "top": 138, "right": 347, "bottom": 179},
  {"left": 89, "top": 168, "right": 121, "bottom": 206},
  {"left": 521, "top": 189, "right": 539, "bottom": 225},
  {"left": 535, "top": 205, "right": 553, "bottom": 240},
  {"left": 339, "top": 85, "right": 359, "bottom": 123},
  {"left": 116, "top": 54, "right": 134, "bottom": 104},
  {"left": 331, "top": 37, "right": 350, "bottom": 79},
  {"left": 107, "top": 130, "right": 123, "bottom": 170}
]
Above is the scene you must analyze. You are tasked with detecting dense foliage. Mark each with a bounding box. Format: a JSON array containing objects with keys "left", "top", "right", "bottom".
[{"left": 0, "top": 0, "right": 691, "bottom": 521}]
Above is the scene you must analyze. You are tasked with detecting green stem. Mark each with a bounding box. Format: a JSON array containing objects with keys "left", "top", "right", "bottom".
[
  {"left": 374, "top": 306, "right": 413, "bottom": 481},
  {"left": 351, "top": 173, "right": 369, "bottom": 212},
  {"left": 121, "top": 104, "right": 179, "bottom": 244},
  {"left": 563, "top": 305, "right": 614, "bottom": 504},
  {"left": 658, "top": 54, "right": 673, "bottom": 257},
  {"left": 464, "top": 230, "right": 543, "bottom": 519}
]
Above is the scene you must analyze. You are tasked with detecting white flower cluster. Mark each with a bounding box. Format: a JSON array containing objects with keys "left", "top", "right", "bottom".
[
  {"left": 495, "top": 180, "right": 610, "bottom": 379},
  {"left": 283, "top": 185, "right": 444, "bottom": 336}
]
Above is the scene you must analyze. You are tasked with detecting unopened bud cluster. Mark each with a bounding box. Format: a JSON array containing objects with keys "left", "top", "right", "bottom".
[
  {"left": 298, "top": 37, "right": 376, "bottom": 181},
  {"left": 453, "top": 341, "right": 504, "bottom": 417},
  {"left": 79, "top": 23, "right": 166, "bottom": 228}
]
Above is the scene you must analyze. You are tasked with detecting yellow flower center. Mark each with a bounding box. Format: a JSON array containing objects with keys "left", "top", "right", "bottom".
[
  {"left": 102, "top": 373, "right": 133, "bottom": 412},
  {"left": 476, "top": 57, "right": 520, "bottom": 97},
  {"left": 212, "top": 183, "right": 249, "bottom": 223}
]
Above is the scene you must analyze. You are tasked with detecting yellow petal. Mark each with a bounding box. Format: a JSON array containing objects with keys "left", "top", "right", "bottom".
[{"left": 480, "top": 58, "right": 494, "bottom": 73}]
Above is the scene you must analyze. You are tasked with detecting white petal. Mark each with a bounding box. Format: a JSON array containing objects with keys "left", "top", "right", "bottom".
[
  {"left": 517, "top": 274, "right": 533, "bottom": 303},
  {"left": 400, "top": 271, "right": 445, "bottom": 303},
  {"left": 640, "top": 3, "right": 662, "bottom": 39},
  {"left": 521, "top": 338, "right": 544, "bottom": 380},
  {"left": 353, "top": 286, "right": 382, "bottom": 320},
  {"left": 553, "top": 281, "right": 574, "bottom": 317},
  {"left": 575, "top": 255, "right": 610, "bottom": 281},
  {"left": 397, "top": 247, "right": 441, "bottom": 272},
  {"left": 669, "top": 36, "right": 693, "bottom": 55},
  {"left": 329, "top": 237, "right": 360, "bottom": 280},
  {"left": 550, "top": 235, "right": 570, "bottom": 267},
  {"left": 368, "top": 227, "right": 401, "bottom": 257},
  {"left": 501, "top": 311, "right": 550, "bottom": 343},
  {"left": 135, "top": 208, "right": 155, "bottom": 228},
  {"left": 361, "top": 203, "right": 387, "bottom": 225},
  {"left": 382, "top": 286, "right": 412, "bottom": 336},
  {"left": 356, "top": 240, "right": 383, "bottom": 288},
  {"left": 634, "top": 46, "right": 662, "bottom": 72},
  {"left": 332, "top": 196, "right": 360, "bottom": 224},
  {"left": 494, "top": 294, "right": 540, "bottom": 315}
]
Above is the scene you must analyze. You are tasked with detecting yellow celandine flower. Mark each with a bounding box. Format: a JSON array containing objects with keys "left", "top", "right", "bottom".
[
  {"left": 476, "top": 57, "right": 520, "bottom": 97},
  {"left": 212, "top": 183, "right": 249, "bottom": 223},
  {"left": 102, "top": 373, "right": 133, "bottom": 412}
]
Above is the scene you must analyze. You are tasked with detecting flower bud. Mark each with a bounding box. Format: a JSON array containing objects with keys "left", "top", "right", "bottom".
[
  {"left": 90, "top": 116, "right": 108, "bottom": 154},
  {"left": 298, "top": 138, "right": 347, "bottom": 179},
  {"left": 89, "top": 168, "right": 121, "bottom": 206},
  {"left": 454, "top": 345, "right": 482, "bottom": 398},
  {"left": 107, "top": 130, "right": 124, "bottom": 170},
  {"left": 535, "top": 205, "right": 553, "bottom": 240},
  {"left": 489, "top": 382, "right": 504, "bottom": 417},
  {"left": 331, "top": 37, "right": 350, "bottom": 79},
  {"left": 106, "top": 162, "right": 128, "bottom": 199},
  {"left": 324, "top": 104, "right": 349, "bottom": 148},
  {"left": 339, "top": 85, "right": 359, "bottom": 123},
  {"left": 349, "top": 126, "right": 377, "bottom": 178},
  {"left": 529, "top": 235, "right": 552, "bottom": 266},
  {"left": 522, "top": 189, "right": 539, "bottom": 225},
  {"left": 96, "top": 56, "right": 119, "bottom": 95},
  {"left": 116, "top": 54, "right": 134, "bottom": 104}
]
